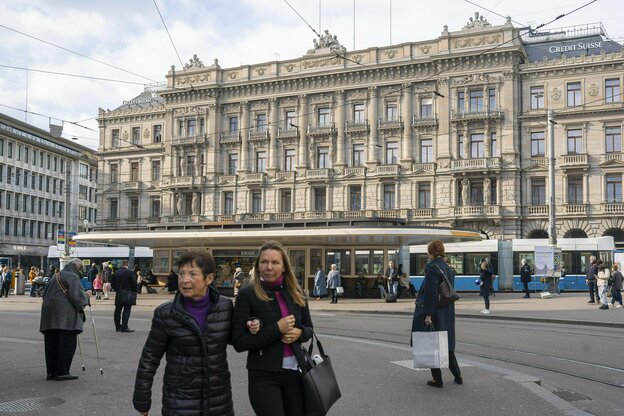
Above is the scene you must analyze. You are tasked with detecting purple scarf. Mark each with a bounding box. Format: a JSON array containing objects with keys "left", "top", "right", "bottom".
[
  {"left": 262, "top": 275, "right": 294, "bottom": 358},
  {"left": 182, "top": 288, "right": 212, "bottom": 334}
]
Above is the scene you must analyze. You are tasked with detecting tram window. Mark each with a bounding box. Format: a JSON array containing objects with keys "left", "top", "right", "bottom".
[
  {"left": 465, "top": 254, "right": 489, "bottom": 275},
  {"left": 413, "top": 254, "right": 428, "bottom": 275},
  {"left": 153, "top": 250, "right": 170, "bottom": 274},
  {"left": 579, "top": 252, "right": 592, "bottom": 274},
  {"left": 446, "top": 254, "right": 463, "bottom": 275},
  {"left": 561, "top": 252, "right": 572, "bottom": 276},
  {"left": 326, "top": 250, "right": 351, "bottom": 275},
  {"left": 372, "top": 250, "right": 384, "bottom": 275},
  {"left": 309, "top": 249, "right": 322, "bottom": 275},
  {"left": 355, "top": 250, "right": 370, "bottom": 274},
  {"left": 599, "top": 251, "right": 613, "bottom": 266},
  {"left": 514, "top": 252, "right": 535, "bottom": 275}
]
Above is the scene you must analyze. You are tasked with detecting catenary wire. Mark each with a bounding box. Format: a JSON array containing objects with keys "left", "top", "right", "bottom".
[{"left": 0, "top": 64, "right": 146, "bottom": 85}]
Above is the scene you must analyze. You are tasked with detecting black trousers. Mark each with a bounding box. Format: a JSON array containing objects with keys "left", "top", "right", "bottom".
[
  {"left": 114, "top": 304, "right": 132, "bottom": 330},
  {"left": 248, "top": 369, "right": 304, "bottom": 416},
  {"left": 522, "top": 281, "right": 530, "bottom": 296},
  {"left": 1, "top": 281, "right": 10, "bottom": 297},
  {"left": 329, "top": 288, "right": 338, "bottom": 303},
  {"left": 43, "top": 329, "right": 78, "bottom": 377},
  {"left": 587, "top": 279, "right": 596, "bottom": 302},
  {"left": 431, "top": 351, "right": 461, "bottom": 383}
]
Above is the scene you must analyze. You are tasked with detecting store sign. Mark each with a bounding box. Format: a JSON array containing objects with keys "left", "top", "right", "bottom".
[{"left": 548, "top": 41, "right": 603, "bottom": 54}]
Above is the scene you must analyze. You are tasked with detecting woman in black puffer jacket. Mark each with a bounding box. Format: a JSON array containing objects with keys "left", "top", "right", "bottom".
[{"left": 133, "top": 252, "right": 234, "bottom": 416}]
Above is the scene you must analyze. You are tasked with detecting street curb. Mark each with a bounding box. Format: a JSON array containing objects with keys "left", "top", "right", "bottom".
[{"left": 314, "top": 308, "right": 624, "bottom": 329}]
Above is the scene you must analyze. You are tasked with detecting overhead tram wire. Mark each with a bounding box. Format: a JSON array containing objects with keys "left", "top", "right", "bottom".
[
  {"left": 0, "top": 64, "right": 146, "bottom": 86},
  {"left": 464, "top": 0, "right": 528, "bottom": 28},
  {"left": 0, "top": 23, "right": 158, "bottom": 83}
]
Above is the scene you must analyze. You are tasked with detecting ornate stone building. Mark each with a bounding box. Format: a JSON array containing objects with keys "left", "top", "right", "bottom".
[{"left": 95, "top": 15, "right": 624, "bottom": 248}]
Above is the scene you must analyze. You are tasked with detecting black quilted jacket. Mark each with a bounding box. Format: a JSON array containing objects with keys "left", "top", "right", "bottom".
[{"left": 133, "top": 289, "right": 234, "bottom": 416}]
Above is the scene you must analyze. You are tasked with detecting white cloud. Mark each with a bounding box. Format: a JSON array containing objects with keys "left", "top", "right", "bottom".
[{"left": 0, "top": 0, "right": 622, "bottom": 150}]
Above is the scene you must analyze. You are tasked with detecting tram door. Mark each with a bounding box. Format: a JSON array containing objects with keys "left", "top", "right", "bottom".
[{"left": 289, "top": 250, "right": 306, "bottom": 293}]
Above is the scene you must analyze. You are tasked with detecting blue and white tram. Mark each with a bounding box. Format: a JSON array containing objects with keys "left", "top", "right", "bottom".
[
  {"left": 409, "top": 237, "right": 615, "bottom": 292},
  {"left": 47, "top": 245, "right": 153, "bottom": 272}
]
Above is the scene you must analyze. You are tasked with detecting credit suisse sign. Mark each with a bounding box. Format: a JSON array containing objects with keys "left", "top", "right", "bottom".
[{"left": 548, "top": 41, "right": 603, "bottom": 54}]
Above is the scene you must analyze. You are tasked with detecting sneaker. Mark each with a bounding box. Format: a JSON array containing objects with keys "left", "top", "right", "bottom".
[
  {"left": 617, "top": 305, "right": 623, "bottom": 308},
  {"left": 587, "top": 300, "right": 596, "bottom": 304},
  {"left": 599, "top": 304, "right": 609, "bottom": 310},
  {"left": 480, "top": 309, "right": 491, "bottom": 314}
]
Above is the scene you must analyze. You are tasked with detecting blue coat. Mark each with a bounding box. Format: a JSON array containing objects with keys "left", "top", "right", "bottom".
[
  {"left": 313, "top": 270, "right": 328, "bottom": 296},
  {"left": 411, "top": 257, "right": 457, "bottom": 352},
  {"left": 326, "top": 270, "right": 341, "bottom": 289}
]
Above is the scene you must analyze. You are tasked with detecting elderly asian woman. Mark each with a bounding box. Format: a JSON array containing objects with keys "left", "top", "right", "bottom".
[{"left": 133, "top": 251, "right": 236, "bottom": 416}]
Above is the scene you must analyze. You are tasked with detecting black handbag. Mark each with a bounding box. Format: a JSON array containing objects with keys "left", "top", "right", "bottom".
[
  {"left": 117, "top": 289, "right": 137, "bottom": 306},
  {"left": 300, "top": 333, "right": 341, "bottom": 416},
  {"left": 434, "top": 266, "right": 459, "bottom": 308}
]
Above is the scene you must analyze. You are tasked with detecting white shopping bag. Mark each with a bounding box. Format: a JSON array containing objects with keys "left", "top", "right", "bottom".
[{"left": 412, "top": 330, "right": 449, "bottom": 369}]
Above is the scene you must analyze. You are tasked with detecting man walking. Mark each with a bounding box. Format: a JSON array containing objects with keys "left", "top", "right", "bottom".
[
  {"left": 385, "top": 261, "right": 399, "bottom": 295},
  {"left": 585, "top": 256, "right": 598, "bottom": 304},
  {"left": 111, "top": 260, "right": 137, "bottom": 332},
  {"left": 520, "top": 259, "right": 532, "bottom": 298}
]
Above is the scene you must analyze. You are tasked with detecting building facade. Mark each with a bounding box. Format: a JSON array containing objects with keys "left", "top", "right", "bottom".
[
  {"left": 0, "top": 113, "right": 98, "bottom": 270},
  {"left": 95, "top": 15, "right": 624, "bottom": 248}
]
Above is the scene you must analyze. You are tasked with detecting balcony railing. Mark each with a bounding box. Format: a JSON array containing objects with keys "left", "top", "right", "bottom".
[
  {"left": 277, "top": 125, "right": 299, "bottom": 139},
  {"left": 378, "top": 116, "right": 403, "bottom": 131},
  {"left": 274, "top": 213, "right": 294, "bottom": 221},
  {"left": 412, "top": 113, "right": 438, "bottom": 127},
  {"left": 559, "top": 153, "right": 588, "bottom": 168},
  {"left": 241, "top": 172, "right": 266, "bottom": 184},
  {"left": 308, "top": 122, "right": 335, "bottom": 136},
  {"left": 373, "top": 164, "right": 400, "bottom": 176},
  {"left": 525, "top": 205, "right": 549, "bottom": 215},
  {"left": 450, "top": 108, "right": 504, "bottom": 122},
  {"left": 306, "top": 168, "right": 331, "bottom": 179},
  {"left": 216, "top": 214, "right": 235, "bottom": 222},
  {"left": 217, "top": 175, "right": 237, "bottom": 185},
  {"left": 451, "top": 157, "right": 501, "bottom": 171},
  {"left": 557, "top": 204, "right": 588, "bottom": 215},
  {"left": 342, "top": 210, "right": 365, "bottom": 218},
  {"left": 172, "top": 133, "right": 208, "bottom": 146},
  {"left": 343, "top": 167, "right": 366, "bottom": 176},
  {"left": 220, "top": 131, "right": 240, "bottom": 144},
  {"left": 412, "top": 162, "right": 436, "bottom": 174},
  {"left": 600, "top": 152, "right": 624, "bottom": 163},
  {"left": 249, "top": 127, "right": 269, "bottom": 141},
  {"left": 171, "top": 176, "right": 204, "bottom": 187},
  {"left": 453, "top": 205, "right": 501, "bottom": 217},
  {"left": 413, "top": 208, "right": 434, "bottom": 218},
  {"left": 603, "top": 202, "right": 624, "bottom": 213},
  {"left": 122, "top": 181, "right": 142, "bottom": 191},
  {"left": 526, "top": 156, "right": 548, "bottom": 168},
  {"left": 345, "top": 120, "right": 369, "bottom": 133},
  {"left": 275, "top": 171, "right": 296, "bottom": 181}
]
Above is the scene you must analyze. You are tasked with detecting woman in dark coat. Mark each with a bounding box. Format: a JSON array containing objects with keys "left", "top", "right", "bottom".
[
  {"left": 411, "top": 240, "right": 462, "bottom": 388},
  {"left": 232, "top": 240, "right": 314, "bottom": 416},
  {"left": 133, "top": 252, "right": 235, "bottom": 416},
  {"left": 39, "top": 258, "right": 91, "bottom": 381},
  {"left": 479, "top": 261, "right": 493, "bottom": 314}
]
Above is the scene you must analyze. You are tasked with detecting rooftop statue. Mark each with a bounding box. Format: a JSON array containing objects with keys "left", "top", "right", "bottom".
[
  {"left": 184, "top": 54, "right": 204, "bottom": 69},
  {"left": 306, "top": 30, "right": 346, "bottom": 55},
  {"left": 462, "top": 12, "right": 491, "bottom": 30}
]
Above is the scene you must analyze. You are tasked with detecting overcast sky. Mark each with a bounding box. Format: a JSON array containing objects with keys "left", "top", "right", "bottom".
[{"left": 1, "top": 0, "right": 622, "bottom": 150}]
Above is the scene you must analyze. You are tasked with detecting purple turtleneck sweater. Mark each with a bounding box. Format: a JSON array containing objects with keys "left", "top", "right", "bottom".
[
  {"left": 262, "top": 275, "right": 294, "bottom": 358},
  {"left": 182, "top": 288, "right": 212, "bottom": 333}
]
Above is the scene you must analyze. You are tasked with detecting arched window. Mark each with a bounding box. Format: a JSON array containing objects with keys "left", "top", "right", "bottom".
[
  {"left": 563, "top": 229, "right": 588, "bottom": 238},
  {"left": 603, "top": 228, "right": 624, "bottom": 244},
  {"left": 527, "top": 229, "right": 548, "bottom": 239}
]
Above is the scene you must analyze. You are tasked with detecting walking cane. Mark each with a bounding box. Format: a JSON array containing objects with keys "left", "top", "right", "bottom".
[
  {"left": 88, "top": 302, "right": 104, "bottom": 375},
  {"left": 77, "top": 335, "right": 85, "bottom": 371}
]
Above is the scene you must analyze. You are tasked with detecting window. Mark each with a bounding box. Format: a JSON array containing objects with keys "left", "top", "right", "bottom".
[
  {"left": 284, "top": 149, "right": 295, "bottom": 171},
  {"left": 353, "top": 104, "right": 365, "bottom": 123},
  {"left": 17, "top": 144, "right": 22, "bottom": 161},
  {"left": 488, "top": 88, "right": 496, "bottom": 111},
  {"left": 79, "top": 163, "right": 89, "bottom": 179},
  {"left": 285, "top": 111, "right": 297, "bottom": 128},
  {"left": 352, "top": 144, "right": 364, "bottom": 167},
  {"left": 79, "top": 185, "right": 88, "bottom": 200},
  {"left": 256, "top": 114, "right": 267, "bottom": 132},
  {"left": 280, "top": 189, "right": 292, "bottom": 213},
  {"left": 350, "top": 185, "right": 362, "bottom": 210},
  {"left": 383, "top": 184, "right": 395, "bottom": 209},
  {"left": 251, "top": 191, "right": 262, "bottom": 213},
  {"left": 8, "top": 142, "right": 13, "bottom": 158},
  {"left": 567, "top": 176, "right": 583, "bottom": 204},
  {"left": 110, "top": 164, "right": 118, "bottom": 183},
  {"left": 531, "top": 131, "right": 545, "bottom": 156},
  {"left": 458, "top": 134, "right": 465, "bottom": 159},
  {"left": 606, "top": 174, "right": 622, "bottom": 203},
  {"left": 567, "top": 129, "right": 582, "bottom": 154},
  {"left": 153, "top": 125, "right": 162, "bottom": 143},
  {"left": 186, "top": 119, "right": 196, "bottom": 136},
  {"left": 151, "top": 160, "right": 161, "bottom": 181},
  {"left": 605, "top": 127, "right": 621, "bottom": 153},
  {"left": 605, "top": 79, "right": 621, "bottom": 103},
  {"left": 489, "top": 179, "right": 497, "bottom": 205},
  {"left": 318, "top": 107, "right": 330, "bottom": 127},
  {"left": 0, "top": 138, "right": 3, "bottom": 156},
  {"left": 386, "top": 142, "right": 398, "bottom": 164},
  {"left": 469, "top": 90, "right": 483, "bottom": 112},
  {"left": 223, "top": 192, "right": 234, "bottom": 215},
  {"left": 228, "top": 153, "right": 238, "bottom": 175},
  {"left": 457, "top": 91, "right": 465, "bottom": 113},
  {"left": 314, "top": 188, "right": 326, "bottom": 211},
  {"left": 132, "top": 127, "right": 140, "bottom": 145},
  {"left": 46, "top": 154, "right": 50, "bottom": 169},
  {"left": 420, "top": 97, "right": 433, "bottom": 117},
  {"left": 470, "top": 181, "right": 484, "bottom": 205},
  {"left": 419, "top": 183, "right": 431, "bottom": 208},
  {"left": 129, "top": 197, "right": 139, "bottom": 219},
  {"left": 39, "top": 151, "right": 43, "bottom": 167},
  {"left": 130, "top": 162, "right": 139, "bottom": 181},
  {"left": 79, "top": 205, "right": 87, "bottom": 222},
  {"left": 178, "top": 120, "right": 184, "bottom": 137},
  {"left": 186, "top": 155, "right": 196, "bottom": 176},
  {"left": 199, "top": 118, "right": 205, "bottom": 135},
  {"left": 567, "top": 82, "right": 582, "bottom": 106},
  {"left": 530, "top": 86, "right": 544, "bottom": 109},
  {"left": 24, "top": 147, "right": 29, "bottom": 164},
  {"left": 470, "top": 133, "right": 484, "bottom": 158},
  {"left": 45, "top": 176, "right": 50, "bottom": 192},
  {"left": 420, "top": 139, "right": 433, "bottom": 163},
  {"left": 491, "top": 133, "right": 498, "bottom": 157},
  {"left": 317, "top": 147, "right": 329, "bottom": 169},
  {"left": 110, "top": 129, "right": 120, "bottom": 147},
  {"left": 229, "top": 116, "right": 239, "bottom": 133},
  {"left": 256, "top": 151, "right": 266, "bottom": 172},
  {"left": 386, "top": 102, "right": 398, "bottom": 121},
  {"left": 110, "top": 199, "right": 118, "bottom": 219}
]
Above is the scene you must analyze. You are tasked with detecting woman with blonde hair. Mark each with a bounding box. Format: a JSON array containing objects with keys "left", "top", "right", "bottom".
[{"left": 232, "top": 240, "right": 313, "bottom": 416}]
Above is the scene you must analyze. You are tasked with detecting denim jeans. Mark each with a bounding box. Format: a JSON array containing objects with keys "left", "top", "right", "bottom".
[
  {"left": 598, "top": 285, "right": 608, "bottom": 305},
  {"left": 388, "top": 281, "right": 398, "bottom": 295},
  {"left": 378, "top": 284, "right": 387, "bottom": 299}
]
